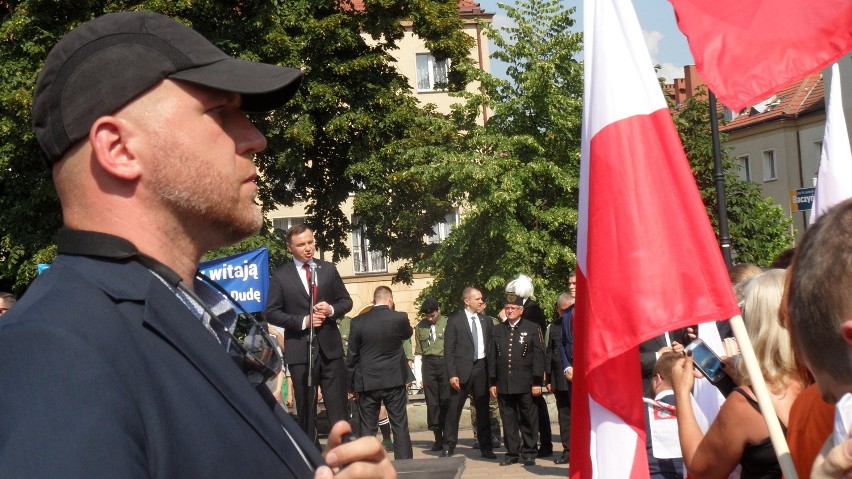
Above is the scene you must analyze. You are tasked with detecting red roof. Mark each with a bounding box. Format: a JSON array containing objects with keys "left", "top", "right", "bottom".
[{"left": 720, "top": 73, "right": 824, "bottom": 132}]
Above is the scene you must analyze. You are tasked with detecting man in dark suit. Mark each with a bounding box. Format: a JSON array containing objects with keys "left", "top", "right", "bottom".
[
  {"left": 443, "top": 287, "right": 497, "bottom": 459},
  {"left": 489, "top": 293, "right": 545, "bottom": 467},
  {"left": 347, "top": 286, "right": 414, "bottom": 459},
  {"left": 547, "top": 293, "right": 574, "bottom": 465},
  {"left": 0, "top": 11, "right": 390, "bottom": 478},
  {"left": 265, "top": 224, "right": 353, "bottom": 442}
]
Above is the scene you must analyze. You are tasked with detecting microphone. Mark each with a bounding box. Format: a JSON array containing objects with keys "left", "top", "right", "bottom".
[{"left": 310, "top": 262, "right": 318, "bottom": 287}]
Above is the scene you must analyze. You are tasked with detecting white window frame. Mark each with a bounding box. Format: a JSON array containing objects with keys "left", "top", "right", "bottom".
[
  {"left": 415, "top": 53, "right": 449, "bottom": 92},
  {"left": 351, "top": 217, "right": 387, "bottom": 274},
  {"left": 427, "top": 209, "right": 460, "bottom": 245},
  {"left": 273, "top": 217, "right": 308, "bottom": 236},
  {"left": 762, "top": 149, "right": 777, "bottom": 181},
  {"left": 735, "top": 155, "right": 751, "bottom": 182}
]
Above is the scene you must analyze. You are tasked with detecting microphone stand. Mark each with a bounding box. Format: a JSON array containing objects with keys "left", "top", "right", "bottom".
[{"left": 306, "top": 262, "right": 318, "bottom": 443}]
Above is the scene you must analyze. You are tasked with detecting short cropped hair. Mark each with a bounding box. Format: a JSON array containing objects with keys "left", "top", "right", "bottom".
[
  {"left": 729, "top": 263, "right": 762, "bottom": 285},
  {"left": 373, "top": 285, "right": 393, "bottom": 303},
  {"left": 462, "top": 287, "right": 479, "bottom": 300},
  {"left": 787, "top": 199, "right": 852, "bottom": 387},
  {"left": 285, "top": 224, "right": 312, "bottom": 244},
  {"left": 557, "top": 293, "right": 573, "bottom": 309},
  {"left": 654, "top": 351, "right": 681, "bottom": 385}
]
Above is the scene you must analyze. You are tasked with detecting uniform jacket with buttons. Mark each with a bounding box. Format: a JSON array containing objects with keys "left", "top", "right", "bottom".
[{"left": 488, "top": 317, "right": 545, "bottom": 395}]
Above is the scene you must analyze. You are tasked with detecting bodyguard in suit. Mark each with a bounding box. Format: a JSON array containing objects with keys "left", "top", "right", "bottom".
[
  {"left": 414, "top": 297, "right": 451, "bottom": 451},
  {"left": 347, "top": 286, "right": 414, "bottom": 459},
  {"left": 489, "top": 293, "right": 545, "bottom": 467},
  {"left": 0, "top": 11, "right": 391, "bottom": 478},
  {"left": 265, "top": 224, "right": 354, "bottom": 441},
  {"left": 443, "top": 287, "right": 497, "bottom": 459},
  {"left": 547, "top": 293, "right": 574, "bottom": 465}
]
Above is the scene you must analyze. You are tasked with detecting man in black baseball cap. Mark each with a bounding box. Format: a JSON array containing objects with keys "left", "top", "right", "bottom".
[{"left": 0, "top": 11, "right": 391, "bottom": 478}]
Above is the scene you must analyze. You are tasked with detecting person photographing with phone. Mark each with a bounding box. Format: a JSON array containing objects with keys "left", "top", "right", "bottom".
[{"left": 670, "top": 269, "right": 803, "bottom": 479}]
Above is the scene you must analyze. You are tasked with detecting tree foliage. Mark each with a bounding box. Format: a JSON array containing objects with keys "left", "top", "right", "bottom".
[
  {"left": 0, "top": 0, "right": 474, "bottom": 294},
  {"left": 352, "top": 0, "right": 583, "bottom": 317},
  {"left": 672, "top": 92, "right": 795, "bottom": 266}
]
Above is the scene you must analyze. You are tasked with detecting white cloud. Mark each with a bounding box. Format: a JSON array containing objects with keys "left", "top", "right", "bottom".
[
  {"left": 490, "top": 13, "right": 516, "bottom": 31},
  {"left": 642, "top": 29, "right": 663, "bottom": 61},
  {"left": 657, "top": 63, "right": 684, "bottom": 83}
]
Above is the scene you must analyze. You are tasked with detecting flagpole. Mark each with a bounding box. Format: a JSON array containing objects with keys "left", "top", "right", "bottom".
[
  {"left": 709, "top": 91, "right": 733, "bottom": 269},
  {"left": 728, "top": 314, "right": 798, "bottom": 479}
]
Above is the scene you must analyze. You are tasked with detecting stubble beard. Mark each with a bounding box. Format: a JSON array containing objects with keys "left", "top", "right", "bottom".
[{"left": 149, "top": 152, "right": 262, "bottom": 250}]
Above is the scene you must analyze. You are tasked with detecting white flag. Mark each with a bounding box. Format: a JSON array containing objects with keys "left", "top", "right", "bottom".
[{"left": 811, "top": 63, "right": 852, "bottom": 224}]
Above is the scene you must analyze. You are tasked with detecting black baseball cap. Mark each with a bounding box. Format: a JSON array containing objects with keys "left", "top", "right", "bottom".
[
  {"left": 32, "top": 11, "right": 304, "bottom": 167},
  {"left": 420, "top": 297, "right": 440, "bottom": 313}
]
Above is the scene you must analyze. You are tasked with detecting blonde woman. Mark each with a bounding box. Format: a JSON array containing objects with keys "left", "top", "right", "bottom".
[{"left": 671, "top": 269, "right": 804, "bottom": 478}]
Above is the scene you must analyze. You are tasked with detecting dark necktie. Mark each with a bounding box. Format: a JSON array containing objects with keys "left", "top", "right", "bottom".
[
  {"left": 471, "top": 315, "right": 479, "bottom": 359},
  {"left": 303, "top": 263, "right": 316, "bottom": 297}
]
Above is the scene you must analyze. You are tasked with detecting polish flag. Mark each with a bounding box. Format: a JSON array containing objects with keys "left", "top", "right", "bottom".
[
  {"left": 571, "top": 0, "right": 741, "bottom": 477},
  {"left": 810, "top": 63, "right": 852, "bottom": 224},
  {"left": 669, "top": 0, "right": 852, "bottom": 112}
]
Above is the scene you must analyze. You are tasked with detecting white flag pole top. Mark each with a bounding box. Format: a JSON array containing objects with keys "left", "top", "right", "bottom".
[{"left": 811, "top": 62, "right": 852, "bottom": 224}]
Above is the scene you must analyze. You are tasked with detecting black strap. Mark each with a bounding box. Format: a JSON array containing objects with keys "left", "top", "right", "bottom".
[{"left": 57, "top": 228, "right": 183, "bottom": 287}]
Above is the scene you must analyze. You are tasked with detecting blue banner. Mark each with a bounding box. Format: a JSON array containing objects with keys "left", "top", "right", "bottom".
[{"left": 199, "top": 247, "right": 269, "bottom": 313}]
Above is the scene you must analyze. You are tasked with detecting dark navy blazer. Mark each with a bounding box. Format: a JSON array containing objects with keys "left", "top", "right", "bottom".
[{"left": 0, "top": 255, "right": 322, "bottom": 478}]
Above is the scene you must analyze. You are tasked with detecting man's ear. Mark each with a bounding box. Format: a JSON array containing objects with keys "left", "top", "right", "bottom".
[
  {"left": 89, "top": 116, "right": 142, "bottom": 181},
  {"left": 841, "top": 319, "right": 852, "bottom": 345}
]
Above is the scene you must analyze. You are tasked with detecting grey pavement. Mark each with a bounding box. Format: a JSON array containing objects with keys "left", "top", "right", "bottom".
[{"left": 401, "top": 394, "right": 569, "bottom": 478}]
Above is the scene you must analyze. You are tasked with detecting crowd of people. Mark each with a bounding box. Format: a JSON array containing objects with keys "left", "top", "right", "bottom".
[{"left": 0, "top": 8, "right": 850, "bottom": 479}]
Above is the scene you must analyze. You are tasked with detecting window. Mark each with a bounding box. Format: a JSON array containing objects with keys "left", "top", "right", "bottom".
[
  {"left": 272, "top": 217, "right": 308, "bottom": 238},
  {"left": 427, "top": 209, "right": 459, "bottom": 244},
  {"left": 351, "top": 217, "right": 387, "bottom": 274},
  {"left": 735, "top": 155, "right": 751, "bottom": 182},
  {"left": 762, "top": 150, "right": 777, "bottom": 181},
  {"left": 415, "top": 53, "right": 449, "bottom": 92}
]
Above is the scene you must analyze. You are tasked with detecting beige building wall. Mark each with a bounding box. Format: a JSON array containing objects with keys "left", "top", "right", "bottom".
[
  {"left": 267, "top": 12, "right": 492, "bottom": 321},
  {"left": 724, "top": 113, "right": 825, "bottom": 235}
]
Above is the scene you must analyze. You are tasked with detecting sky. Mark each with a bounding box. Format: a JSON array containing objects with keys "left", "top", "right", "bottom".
[{"left": 477, "top": 0, "right": 695, "bottom": 83}]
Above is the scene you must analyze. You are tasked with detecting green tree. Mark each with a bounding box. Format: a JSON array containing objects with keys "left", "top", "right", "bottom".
[
  {"left": 352, "top": 0, "right": 583, "bottom": 316},
  {"left": 673, "top": 92, "right": 795, "bottom": 266},
  {"left": 0, "top": 0, "right": 474, "bottom": 294}
]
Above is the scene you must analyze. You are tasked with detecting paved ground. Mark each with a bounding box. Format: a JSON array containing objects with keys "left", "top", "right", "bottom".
[
  {"left": 404, "top": 424, "right": 570, "bottom": 478},
  {"left": 315, "top": 393, "right": 569, "bottom": 478}
]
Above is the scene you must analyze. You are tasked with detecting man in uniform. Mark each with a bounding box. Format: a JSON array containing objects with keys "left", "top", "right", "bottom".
[
  {"left": 414, "top": 297, "right": 451, "bottom": 451},
  {"left": 505, "top": 274, "right": 553, "bottom": 457},
  {"left": 489, "top": 292, "right": 545, "bottom": 467}
]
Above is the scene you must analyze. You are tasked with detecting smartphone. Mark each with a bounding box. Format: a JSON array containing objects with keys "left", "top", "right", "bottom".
[{"left": 684, "top": 338, "right": 726, "bottom": 383}]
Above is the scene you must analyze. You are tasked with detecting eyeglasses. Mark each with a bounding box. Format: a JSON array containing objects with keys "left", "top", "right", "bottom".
[
  {"left": 183, "top": 273, "right": 283, "bottom": 387},
  {"left": 503, "top": 306, "right": 522, "bottom": 311}
]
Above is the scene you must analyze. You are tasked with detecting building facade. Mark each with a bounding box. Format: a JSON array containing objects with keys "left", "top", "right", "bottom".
[{"left": 267, "top": 2, "right": 492, "bottom": 318}]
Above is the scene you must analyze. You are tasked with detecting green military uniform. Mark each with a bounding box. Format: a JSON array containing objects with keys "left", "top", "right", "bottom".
[{"left": 414, "top": 314, "right": 450, "bottom": 448}]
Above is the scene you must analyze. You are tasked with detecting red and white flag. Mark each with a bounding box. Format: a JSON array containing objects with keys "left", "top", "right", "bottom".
[
  {"left": 571, "top": 0, "right": 741, "bottom": 477},
  {"left": 810, "top": 63, "right": 852, "bottom": 224},
  {"left": 669, "top": 0, "right": 852, "bottom": 112}
]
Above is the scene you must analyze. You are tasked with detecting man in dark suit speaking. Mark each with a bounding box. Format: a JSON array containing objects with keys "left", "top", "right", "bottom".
[
  {"left": 266, "top": 224, "right": 353, "bottom": 442},
  {"left": 346, "top": 286, "right": 414, "bottom": 459}
]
